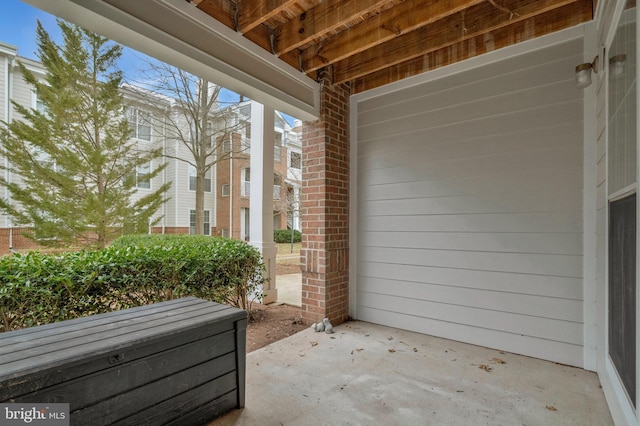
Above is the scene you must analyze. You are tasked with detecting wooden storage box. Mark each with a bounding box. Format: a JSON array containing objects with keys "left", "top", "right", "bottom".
[{"left": 0, "top": 297, "right": 247, "bottom": 425}]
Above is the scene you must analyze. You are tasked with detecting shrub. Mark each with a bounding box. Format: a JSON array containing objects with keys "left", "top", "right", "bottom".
[
  {"left": 0, "top": 235, "right": 265, "bottom": 332},
  {"left": 274, "top": 229, "right": 301, "bottom": 243}
]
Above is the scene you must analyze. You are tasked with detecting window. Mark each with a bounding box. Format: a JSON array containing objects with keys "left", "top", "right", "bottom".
[
  {"left": 221, "top": 184, "right": 229, "bottom": 196},
  {"left": 136, "top": 162, "right": 151, "bottom": 189},
  {"left": 220, "top": 228, "right": 229, "bottom": 238},
  {"left": 290, "top": 151, "right": 301, "bottom": 169},
  {"left": 188, "top": 165, "right": 212, "bottom": 192},
  {"left": 190, "top": 209, "right": 211, "bottom": 235},
  {"left": 34, "top": 91, "right": 47, "bottom": 115},
  {"left": 222, "top": 137, "right": 231, "bottom": 153},
  {"left": 127, "top": 108, "right": 151, "bottom": 141},
  {"left": 241, "top": 168, "right": 250, "bottom": 197},
  {"left": 273, "top": 174, "right": 282, "bottom": 200},
  {"left": 243, "top": 123, "right": 251, "bottom": 149}
]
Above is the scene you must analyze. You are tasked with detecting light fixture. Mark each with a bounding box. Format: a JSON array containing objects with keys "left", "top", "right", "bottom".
[
  {"left": 609, "top": 54, "right": 627, "bottom": 80},
  {"left": 575, "top": 56, "right": 599, "bottom": 89}
]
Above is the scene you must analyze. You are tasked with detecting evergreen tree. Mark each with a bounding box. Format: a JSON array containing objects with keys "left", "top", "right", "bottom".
[{"left": 0, "top": 20, "right": 170, "bottom": 248}]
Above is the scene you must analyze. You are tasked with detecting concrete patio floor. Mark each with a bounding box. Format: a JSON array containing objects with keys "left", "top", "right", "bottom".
[{"left": 210, "top": 321, "right": 612, "bottom": 426}]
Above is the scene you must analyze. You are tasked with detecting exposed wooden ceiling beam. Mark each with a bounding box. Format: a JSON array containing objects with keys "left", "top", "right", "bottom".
[
  {"left": 274, "top": 0, "right": 393, "bottom": 55},
  {"left": 333, "top": 0, "right": 584, "bottom": 84},
  {"left": 195, "top": 0, "right": 236, "bottom": 29},
  {"left": 351, "top": 0, "right": 593, "bottom": 93},
  {"left": 300, "top": 0, "right": 485, "bottom": 73},
  {"left": 236, "top": 0, "right": 299, "bottom": 33}
]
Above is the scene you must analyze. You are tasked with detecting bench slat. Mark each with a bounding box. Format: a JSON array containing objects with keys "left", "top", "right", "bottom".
[
  {"left": 72, "top": 355, "right": 237, "bottom": 425},
  {"left": 0, "top": 298, "right": 247, "bottom": 424}
]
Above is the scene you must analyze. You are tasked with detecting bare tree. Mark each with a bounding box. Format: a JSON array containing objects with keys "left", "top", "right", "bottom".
[{"left": 129, "top": 61, "right": 248, "bottom": 234}]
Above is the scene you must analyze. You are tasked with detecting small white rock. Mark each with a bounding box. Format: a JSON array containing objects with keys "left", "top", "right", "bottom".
[{"left": 323, "top": 317, "right": 334, "bottom": 334}]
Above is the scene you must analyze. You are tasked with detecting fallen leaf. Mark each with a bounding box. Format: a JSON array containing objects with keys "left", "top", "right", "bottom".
[
  {"left": 413, "top": 348, "right": 418, "bottom": 352},
  {"left": 456, "top": 390, "right": 464, "bottom": 393},
  {"left": 388, "top": 348, "right": 396, "bottom": 353},
  {"left": 387, "top": 336, "right": 394, "bottom": 341},
  {"left": 310, "top": 341, "right": 318, "bottom": 347},
  {"left": 546, "top": 405, "right": 558, "bottom": 411},
  {"left": 478, "top": 364, "right": 492, "bottom": 372},
  {"left": 492, "top": 357, "right": 506, "bottom": 364}
]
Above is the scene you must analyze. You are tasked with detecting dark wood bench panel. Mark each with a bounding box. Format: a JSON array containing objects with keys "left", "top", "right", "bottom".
[{"left": 0, "top": 297, "right": 247, "bottom": 425}]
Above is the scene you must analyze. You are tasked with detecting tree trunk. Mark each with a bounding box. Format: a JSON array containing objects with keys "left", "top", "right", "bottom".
[{"left": 194, "top": 167, "right": 206, "bottom": 235}]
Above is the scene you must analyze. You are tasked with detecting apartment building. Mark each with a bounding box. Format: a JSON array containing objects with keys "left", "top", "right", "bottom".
[{"left": 0, "top": 41, "right": 301, "bottom": 254}]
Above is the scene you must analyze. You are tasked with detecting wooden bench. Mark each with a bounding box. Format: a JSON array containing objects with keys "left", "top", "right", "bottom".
[{"left": 0, "top": 297, "right": 247, "bottom": 425}]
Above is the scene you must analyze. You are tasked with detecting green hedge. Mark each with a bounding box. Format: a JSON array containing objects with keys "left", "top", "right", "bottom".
[
  {"left": 274, "top": 229, "right": 301, "bottom": 243},
  {"left": 0, "top": 234, "right": 265, "bottom": 332}
]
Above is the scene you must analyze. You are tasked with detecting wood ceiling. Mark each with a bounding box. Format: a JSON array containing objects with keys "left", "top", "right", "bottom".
[{"left": 190, "top": 0, "right": 594, "bottom": 93}]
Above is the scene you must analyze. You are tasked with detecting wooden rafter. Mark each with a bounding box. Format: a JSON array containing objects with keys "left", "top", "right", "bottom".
[
  {"left": 274, "top": 0, "right": 393, "bottom": 55},
  {"left": 236, "top": 0, "right": 299, "bottom": 33},
  {"left": 195, "top": 0, "right": 236, "bottom": 29},
  {"left": 351, "top": 0, "right": 593, "bottom": 93},
  {"left": 332, "top": 0, "right": 584, "bottom": 84},
  {"left": 191, "top": 0, "right": 594, "bottom": 93},
  {"left": 300, "top": 0, "right": 486, "bottom": 73}
]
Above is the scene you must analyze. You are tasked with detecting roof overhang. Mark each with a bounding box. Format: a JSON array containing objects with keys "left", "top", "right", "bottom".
[{"left": 22, "top": 0, "right": 320, "bottom": 121}]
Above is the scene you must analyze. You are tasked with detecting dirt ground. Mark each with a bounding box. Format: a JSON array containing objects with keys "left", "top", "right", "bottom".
[
  {"left": 244, "top": 261, "right": 306, "bottom": 352},
  {"left": 246, "top": 303, "right": 307, "bottom": 352}
]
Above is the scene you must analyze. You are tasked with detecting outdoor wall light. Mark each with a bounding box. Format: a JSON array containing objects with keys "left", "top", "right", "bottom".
[
  {"left": 609, "top": 54, "right": 627, "bottom": 80},
  {"left": 575, "top": 56, "right": 599, "bottom": 89}
]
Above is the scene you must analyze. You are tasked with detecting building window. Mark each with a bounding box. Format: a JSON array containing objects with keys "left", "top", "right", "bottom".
[
  {"left": 136, "top": 162, "right": 151, "bottom": 189},
  {"left": 290, "top": 151, "right": 301, "bottom": 169},
  {"left": 190, "top": 209, "right": 211, "bottom": 235},
  {"left": 241, "top": 167, "right": 250, "bottom": 197},
  {"left": 242, "top": 123, "right": 251, "bottom": 152},
  {"left": 127, "top": 108, "right": 151, "bottom": 141},
  {"left": 222, "top": 137, "right": 231, "bottom": 153},
  {"left": 188, "top": 165, "right": 212, "bottom": 192},
  {"left": 34, "top": 90, "right": 47, "bottom": 116},
  {"left": 273, "top": 174, "right": 282, "bottom": 200},
  {"left": 221, "top": 228, "right": 229, "bottom": 238},
  {"left": 221, "top": 184, "right": 229, "bottom": 196}
]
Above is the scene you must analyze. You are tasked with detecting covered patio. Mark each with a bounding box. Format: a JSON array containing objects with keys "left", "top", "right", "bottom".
[
  {"left": 210, "top": 322, "right": 612, "bottom": 425},
  {"left": 18, "top": 0, "right": 640, "bottom": 424}
]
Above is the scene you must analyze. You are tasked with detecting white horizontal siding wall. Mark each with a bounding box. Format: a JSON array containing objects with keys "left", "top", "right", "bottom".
[{"left": 353, "top": 35, "right": 585, "bottom": 367}]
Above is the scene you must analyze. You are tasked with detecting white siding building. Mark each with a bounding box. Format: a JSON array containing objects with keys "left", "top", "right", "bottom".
[{"left": 0, "top": 42, "right": 300, "bottom": 252}]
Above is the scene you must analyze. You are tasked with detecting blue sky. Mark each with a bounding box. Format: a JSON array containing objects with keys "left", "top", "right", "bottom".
[
  {"left": 0, "top": 0, "right": 296, "bottom": 123},
  {"left": 0, "top": 1, "right": 149, "bottom": 84}
]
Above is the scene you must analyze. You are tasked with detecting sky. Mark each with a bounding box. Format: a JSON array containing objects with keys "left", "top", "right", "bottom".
[{"left": 0, "top": 0, "right": 296, "bottom": 124}]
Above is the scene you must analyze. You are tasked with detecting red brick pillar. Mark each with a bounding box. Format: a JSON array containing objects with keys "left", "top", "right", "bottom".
[{"left": 300, "top": 70, "right": 350, "bottom": 325}]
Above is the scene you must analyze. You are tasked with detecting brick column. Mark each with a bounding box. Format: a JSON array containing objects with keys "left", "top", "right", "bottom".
[{"left": 300, "top": 70, "right": 350, "bottom": 325}]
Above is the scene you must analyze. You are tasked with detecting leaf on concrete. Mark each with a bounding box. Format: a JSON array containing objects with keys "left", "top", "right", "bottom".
[
  {"left": 492, "top": 357, "right": 506, "bottom": 364},
  {"left": 310, "top": 341, "right": 318, "bottom": 347},
  {"left": 388, "top": 348, "right": 396, "bottom": 353},
  {"left": 546, "top": 405, "right": 558, "bottom": 411},
  {"left": 478, "top": 364, "right": 492, "bottom": 372}
]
